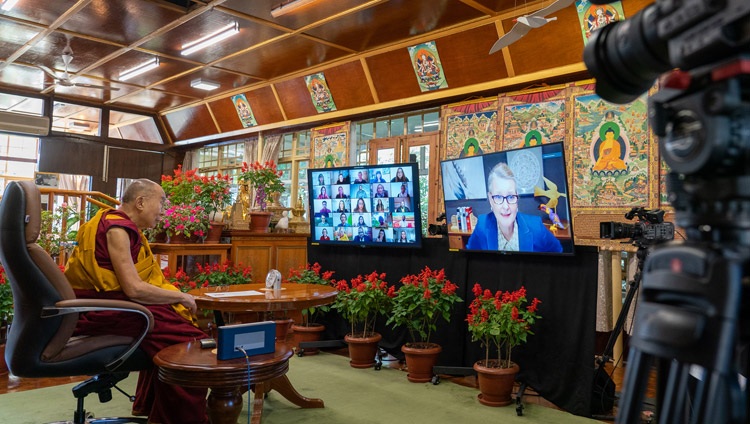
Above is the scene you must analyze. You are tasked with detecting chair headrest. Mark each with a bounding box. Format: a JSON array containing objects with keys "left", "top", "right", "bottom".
[{"left": 16, "top": 180, "right": 42, "bottom": 244}]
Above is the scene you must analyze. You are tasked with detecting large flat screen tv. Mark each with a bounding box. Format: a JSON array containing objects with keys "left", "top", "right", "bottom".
[
  {"left": 440, "top": 142, "right": 574, "bottom": 255},
  {"left": 308, "top": 163, "right": 422, "bottom": 248}
]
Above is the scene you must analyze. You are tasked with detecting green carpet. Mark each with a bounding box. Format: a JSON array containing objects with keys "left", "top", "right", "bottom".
[{"left": 0, "top": 352, "right": 599, "bottom": 423}]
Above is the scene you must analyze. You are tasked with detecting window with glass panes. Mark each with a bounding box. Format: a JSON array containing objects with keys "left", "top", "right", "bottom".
[
  {"left": 197, "top": 141, "right": 246, "bottom": 183},
  {"left": 0, "top": 133, "right": 40, "bottom": 179},
  {"left": 353, "top": 108, "right": 439, "bottom": 165},
  {"left": 277, "top": 130, "right": 310, "bottom": 209}
]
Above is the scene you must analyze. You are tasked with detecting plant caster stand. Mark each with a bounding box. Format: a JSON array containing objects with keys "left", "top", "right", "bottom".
[{"left": 296, "top": 339, "right": 347, "bottom": 357}]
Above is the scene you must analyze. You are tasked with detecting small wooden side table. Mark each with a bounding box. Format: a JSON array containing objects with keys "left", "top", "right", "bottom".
[
  {"left": 153, "top": 340, "right": 323, "bottom": 424},
  {"left": 150, "top": 243, "right": 230, "bottom": 275}
]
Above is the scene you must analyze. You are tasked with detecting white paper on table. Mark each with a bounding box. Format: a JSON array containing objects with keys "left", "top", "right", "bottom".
[{"left": 204, "top": 290, "right": 263, "bottom": 298}]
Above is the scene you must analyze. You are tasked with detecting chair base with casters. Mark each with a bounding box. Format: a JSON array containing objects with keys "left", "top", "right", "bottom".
[
  {"left": 45, "top": 372, "right": 148, "bottom": 424},
  {"left": 0, "top": 181, "right": 155, "bottom": 424}
]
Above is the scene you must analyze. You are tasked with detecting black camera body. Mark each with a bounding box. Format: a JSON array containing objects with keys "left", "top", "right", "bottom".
[
  {"left": 429, "top": 212, "right": 447, "bottom": 236},
  {"left": 584, "top": 0, "right": 750, "bottom": 104},
  {"left": 600, "top": 207, "right": 674, "bottom": 245},
  {"left": 585, "top": 1, "right": 750, "bottom": 421}
]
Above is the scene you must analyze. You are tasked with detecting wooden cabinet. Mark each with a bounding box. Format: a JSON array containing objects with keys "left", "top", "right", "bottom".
[{"left": 228, "top": 231, "right": 308, "bottom": 284}]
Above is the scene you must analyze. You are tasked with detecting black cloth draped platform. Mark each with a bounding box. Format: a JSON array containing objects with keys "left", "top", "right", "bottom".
[{"left": 308, "top": 237, "right": 598, "bottom": 417}]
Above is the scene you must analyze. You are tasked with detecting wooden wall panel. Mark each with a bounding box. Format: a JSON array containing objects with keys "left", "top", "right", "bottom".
[
  {"left": 274, "top": 78, "right": 318, "bottom": 121},
  {"left": 436, "top": 24, "right": 509, "bottom": 87},
  {"left": 163, "top": 104, "right": 217, "bottom": 141},
  {"left": 245, "top": 86, "right": 285, "bottom": 124},
  {"left": 366, "top": 49, "right": 422, "bottom": 102},
  {"left": 506, "top": 7, "right": 584, "bottom": 75},
  {"left": 210, "top": 97, "right": 244, "bottom": 133},
  {"left": 108, "top": 147, "right": 163, "bottom": 182},
  {"left": 323, "top": 61, "right": 375, "bottom": 110},
  {"left": 39, "top": 137, "right": 105, "bottom": 177}
]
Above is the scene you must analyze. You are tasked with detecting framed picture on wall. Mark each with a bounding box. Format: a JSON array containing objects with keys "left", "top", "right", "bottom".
[{"left": 34, "top": 172, "right": 59, "bottom": 188}]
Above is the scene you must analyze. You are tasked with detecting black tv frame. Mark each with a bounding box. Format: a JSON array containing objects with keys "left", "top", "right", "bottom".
[
  {"left": 307, "top": 162, "right": 423, "bottom": 248},
  {"left": 440, "top": 142, "right": 575, "bottom": 256}
]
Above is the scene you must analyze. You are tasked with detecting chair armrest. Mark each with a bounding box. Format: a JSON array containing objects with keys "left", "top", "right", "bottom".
[{"left": 42, "top": 299, "right": 155, "bottom": 371}]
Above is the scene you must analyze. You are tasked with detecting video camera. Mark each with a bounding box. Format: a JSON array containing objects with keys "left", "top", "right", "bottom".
[
  {"left": 599, "top": 207, "right": 674, "bottom": 245},
  {"left": 585, "top": 1, "right": 750, "bottom": 422},
  {"left": 428, "top": 212, "right": 447, "bottom": 236}
]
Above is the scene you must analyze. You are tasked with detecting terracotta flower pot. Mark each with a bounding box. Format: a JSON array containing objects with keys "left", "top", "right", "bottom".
[
  {"left": 274, "top": 318, "right": 294, "bottom": 342},
  {"left": 204, "top": 222, "right": 225, "bottom": 243},
  {"left": 344, "top": 332, "right": 382, "bottom": 369},
  {"left": 248, "top": 211, "right": 272, "bottom": 233},
  {"left": 290, "top": 323, "right": 325, "bottom": 355},
  {"left": 168, "top": 233, "right": 199, "bottom": 244},
  {"left": 473, "top": 360, "right": 519, "bottom": 407},
  {"left": 401, "top": 342, "right": 442, "bottom": 383}
]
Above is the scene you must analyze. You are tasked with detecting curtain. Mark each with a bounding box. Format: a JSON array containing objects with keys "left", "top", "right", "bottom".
[
  {"left": 183, "top": 151, "right": 198, "bottom": 170},
  {"left": 260, "top": 134, "right": 281, "bottom": 164},
  {"left": 244, "top": 137, "right": 259, "bottom": 164},
  {"left": 596, "top": 250, "right": 613, "bottom": 332},
  {"left": 59, "top": 174, "right": 90, "bottom": 191}
]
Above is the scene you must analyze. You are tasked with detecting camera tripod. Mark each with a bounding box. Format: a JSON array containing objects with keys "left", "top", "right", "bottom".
[
  {"left": 591, "top": 243, "right": 650, "bottom": 419},
  {"left": 616, "top": 241, "right": 748, "bottom": 424}
]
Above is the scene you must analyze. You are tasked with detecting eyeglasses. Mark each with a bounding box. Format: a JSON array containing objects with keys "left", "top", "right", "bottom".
[{"left": 490, "top": 194, "right": 519, "bottom": 205}]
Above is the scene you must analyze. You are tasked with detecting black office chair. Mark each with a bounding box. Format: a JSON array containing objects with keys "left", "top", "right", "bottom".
[{"left": 0, "top": 180, "right": 153, "bottom": 424}]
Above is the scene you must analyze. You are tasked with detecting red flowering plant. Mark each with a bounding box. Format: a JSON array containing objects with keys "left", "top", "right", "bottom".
[
  {"left": 192, "top": 260, "right": 252, "bottom": 288},
  {"left": 286, "top": 262, "right": 335, "bottom": 327},
  {"left": 163, "top": 260, "right": 252, "bottom": 293},
  {"left": 0, "top": 264, "right": 13, "bottom": 328},
  {"left": 239, "top": 161, "right": 284, "bottom": 212},
  {"left": 386, "top": 267, "right": 463, "bottom": 349},
  {"left": 466, "top": 284, "right": 541, "bottom": 369},
  {"left": 161, "top": 165, "right": 233, "bottom": 223},
  {"left": 332, "top": 271, "right": 395, "bottom": 338}
]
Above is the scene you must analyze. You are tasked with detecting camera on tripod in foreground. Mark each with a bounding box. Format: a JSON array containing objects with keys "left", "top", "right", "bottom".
[{"left": 599, "top": 207, "right": 674, "bottom": 246}]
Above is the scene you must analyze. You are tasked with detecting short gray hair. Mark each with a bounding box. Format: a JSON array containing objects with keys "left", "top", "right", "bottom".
[
  {"left": 487, "top": 162, "right": 515, "bottom": 188},
  {"left": 122, "top": 179, "right": 159, "bottom": 203}
]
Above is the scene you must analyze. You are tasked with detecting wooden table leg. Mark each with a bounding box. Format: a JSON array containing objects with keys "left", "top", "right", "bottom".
[
  {"left": 207, "top": 387, "right": 243, "bottom": 424},
  {"left": 269, "top": 375, "right": 324, "bottom": 408},
  {"left": 250, "top": 381, "right": 270, "bottom": 424}
]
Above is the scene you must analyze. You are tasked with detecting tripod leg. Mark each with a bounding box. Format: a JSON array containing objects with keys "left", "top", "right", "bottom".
[{"left": 617, "top": 348, "right": 653, "bottom": 423}]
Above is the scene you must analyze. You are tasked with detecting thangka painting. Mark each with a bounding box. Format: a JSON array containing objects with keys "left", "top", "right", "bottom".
[
  {"left": 311, "top": 122, "right": 349, "bottom": 168},
  {"left": 305, "top": 72, "right": 337, "bottom": 113},
  {"left": 231, "top": 94, "right": 257, "bottom": 128},
  {"left": 571, "top": 92, "right": 650, "bottom": 209},
  {"left": 575, "top": 0, "right": 625, "bottom": 45},
  {"left": 502, "top": 100, "right": 566, "bottom": 151},
  {"left": 442, "top": 98, "right": 498, "bottom": 159},
  {"left": 407, "top": 41, "right": 448, "bottom": 92}
]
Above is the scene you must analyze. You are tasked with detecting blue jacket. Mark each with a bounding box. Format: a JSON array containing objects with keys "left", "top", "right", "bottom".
[{"left": 466, "top": 212, "right": 562, "bottom": 253}]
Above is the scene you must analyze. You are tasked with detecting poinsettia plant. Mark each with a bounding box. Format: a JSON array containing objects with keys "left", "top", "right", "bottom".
[
  {"left": 162, "top": 260, "right": 252, "bottom": 293},
  {"left": 195, "top": 173, "right": 233, "bottom": 221},
  {"left": 466, "top": 284, "right": 541, "bottom": 369},
  {"left": 332, "top": 271, "right": 395, "bottom": 338},
  {"left": 239, "top": 161, "right": 284, "bottom": 211},
  {"left": 192, "top": 260, "right": 252, "bottom": 288},
  {"left": 286, "top": 262, "right": 335, "bottom": 327},
  {"left": 386, "top": 267, "right": 462, "bottom": 348}
]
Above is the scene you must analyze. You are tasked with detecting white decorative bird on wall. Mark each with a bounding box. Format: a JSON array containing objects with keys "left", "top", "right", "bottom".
[{"left": 489, "top": 0, "right": 576, "bottom": 54}]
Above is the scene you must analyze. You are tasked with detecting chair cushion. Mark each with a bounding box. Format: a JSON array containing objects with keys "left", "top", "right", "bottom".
[{"left": 17, "top": 181, "right": 41, "bottom": 245}]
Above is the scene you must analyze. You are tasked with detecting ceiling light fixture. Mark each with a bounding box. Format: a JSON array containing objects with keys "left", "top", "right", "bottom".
[
  {"left": 270, "top": 0, "right": 320, "bottom": 18},
  {"left": 190, "top": 78, "right": 220, "bottom": 91},
  {"left": 1, "top": 0, "right": 19, "bottom": 11},
  {"left": 181, "top": 22, "right": 239, "bottom": 56},
  {"left": 118, "top": 57, "right": 160, "bottom": 81}
]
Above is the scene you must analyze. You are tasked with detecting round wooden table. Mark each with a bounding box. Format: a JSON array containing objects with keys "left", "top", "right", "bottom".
[
  {"left": 154, "top": 340, "right": 323, "bottom": 424},
  {"left": 188, "top": 282, "right": 338, "bottom": 314}
]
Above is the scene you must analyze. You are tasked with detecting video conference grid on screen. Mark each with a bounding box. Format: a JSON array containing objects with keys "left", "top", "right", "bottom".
[
  {"left": 308, "top": 163, "right": 421, "bottom": 247},
  {"left": 440, "top": 142, "right": 574, "bottom": 255}
]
